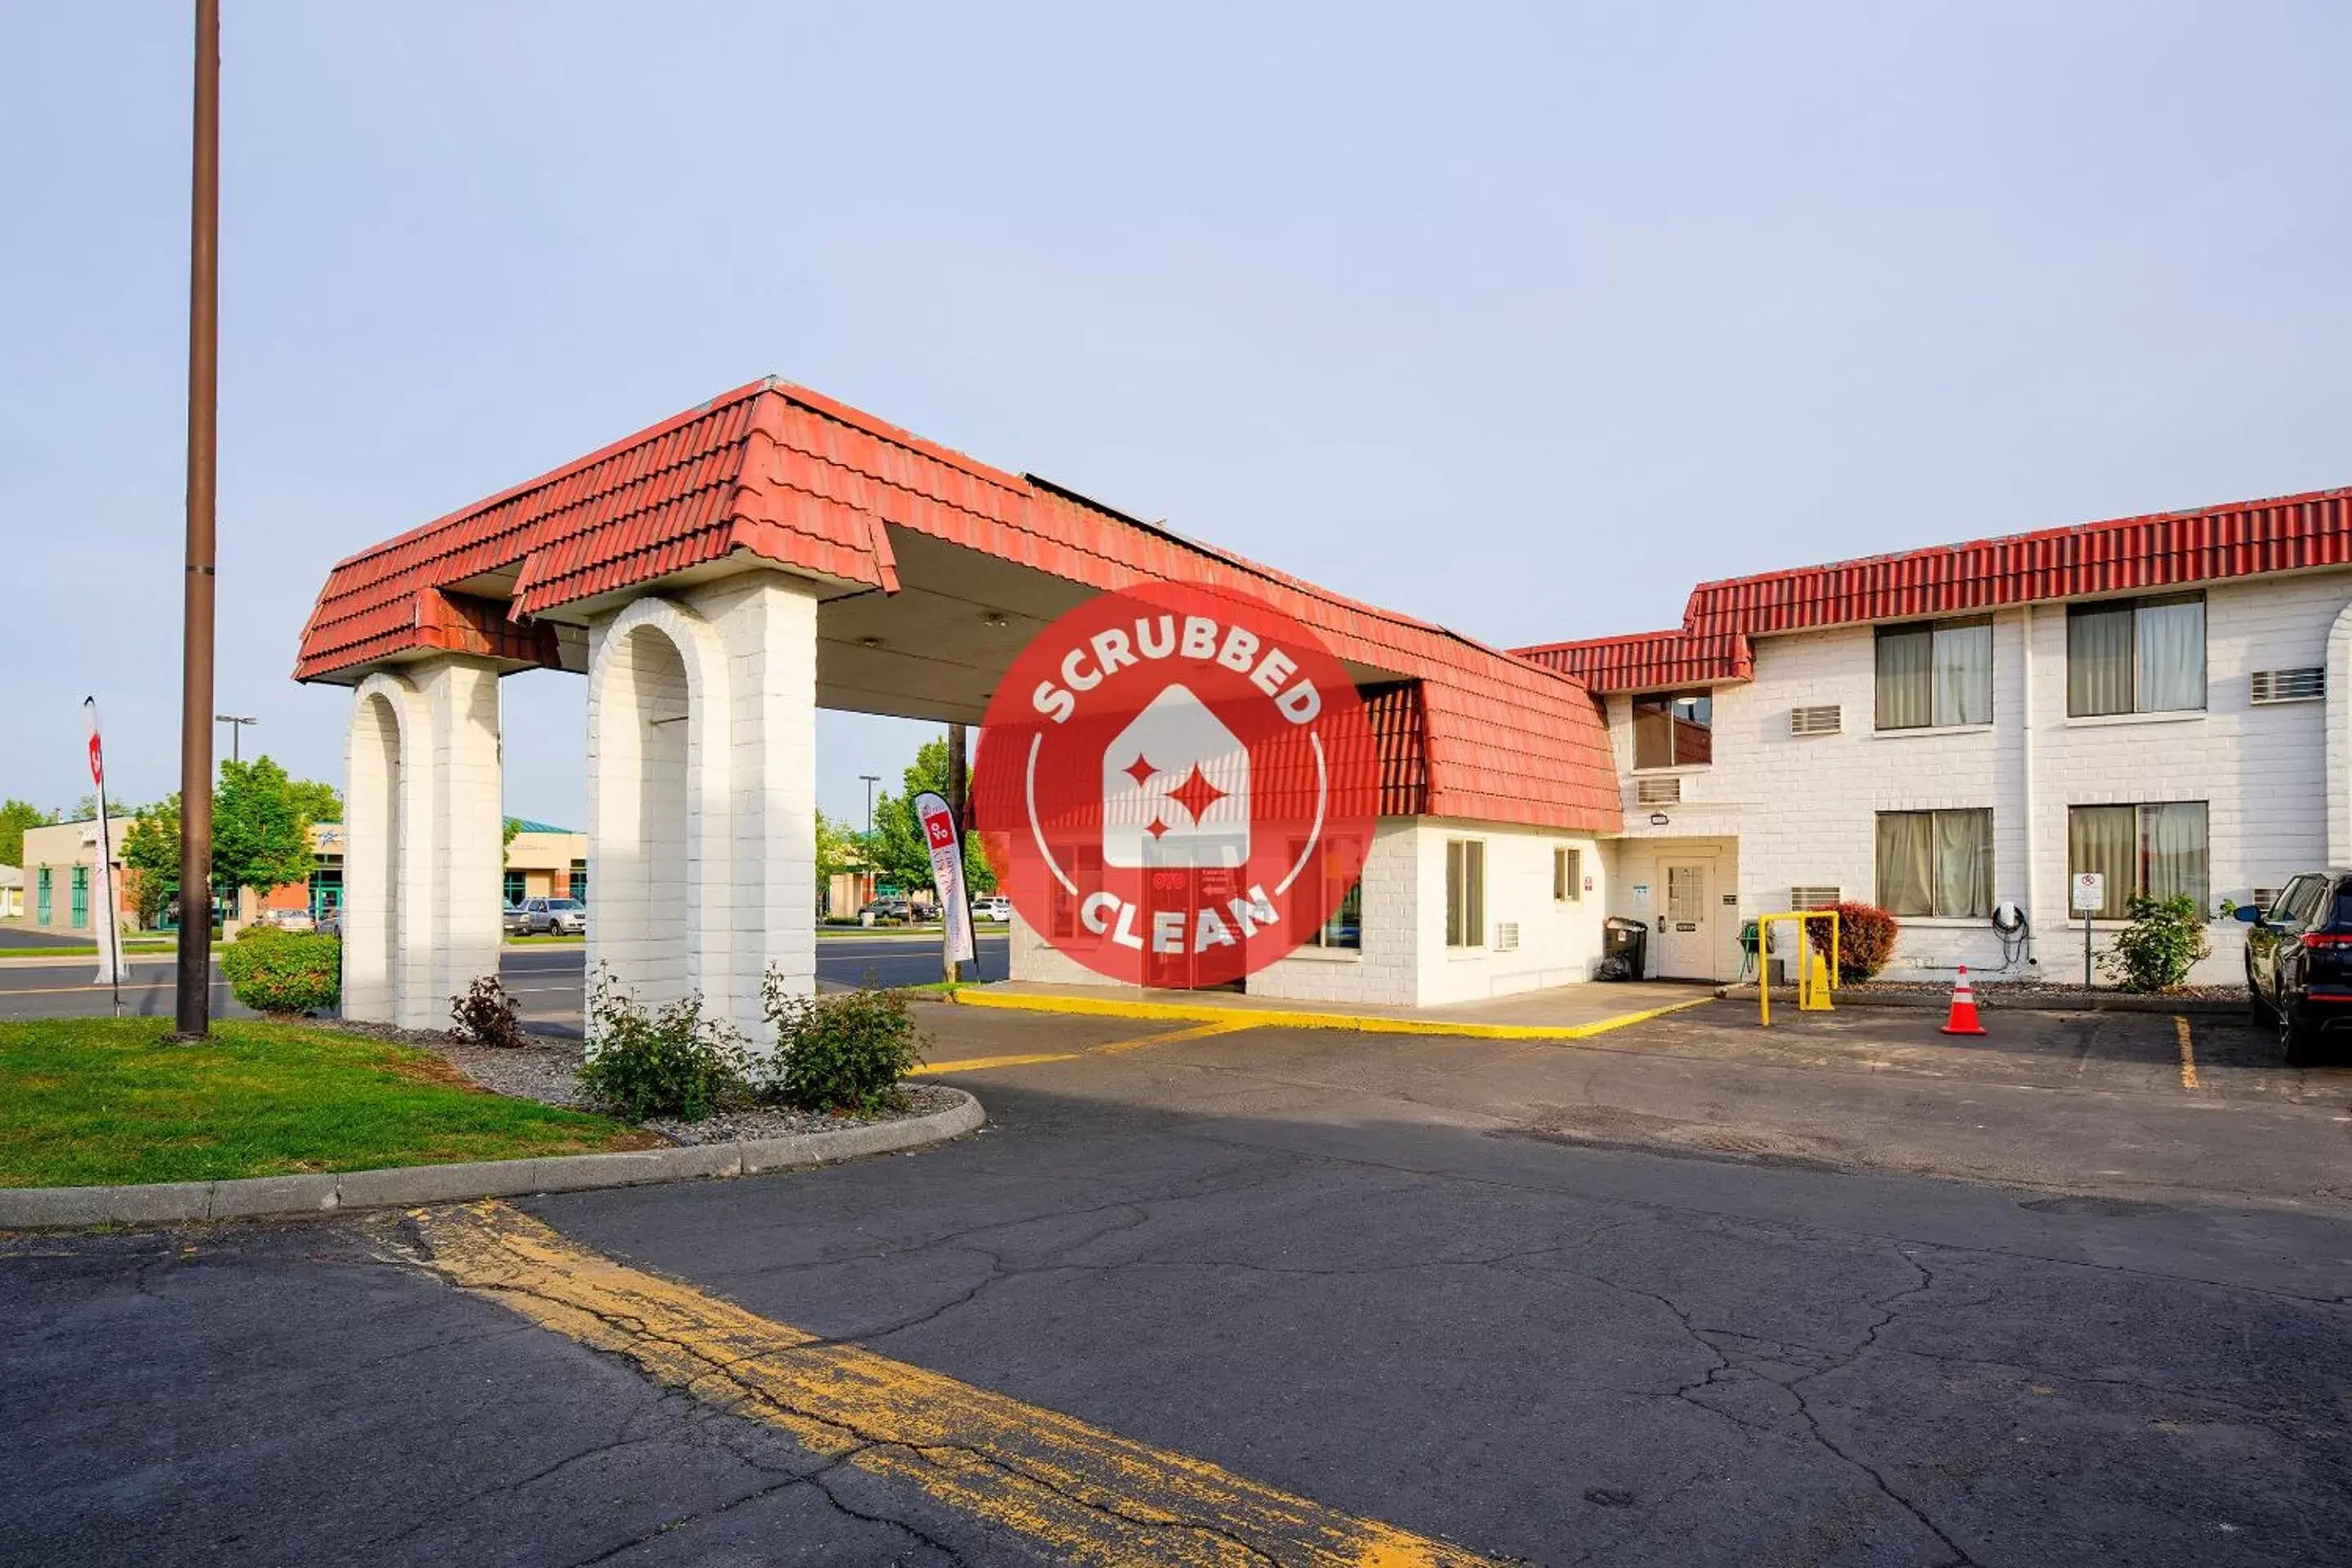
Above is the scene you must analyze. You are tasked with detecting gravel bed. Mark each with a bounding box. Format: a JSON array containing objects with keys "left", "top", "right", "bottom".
[{"left": 310, "top": 1018, "right": 951, "bottom": 1138}]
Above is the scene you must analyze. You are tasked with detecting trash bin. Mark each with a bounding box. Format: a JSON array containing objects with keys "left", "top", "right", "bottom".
[{"left": 1599, "top": 916, "right": 1647, "bottom": 981}]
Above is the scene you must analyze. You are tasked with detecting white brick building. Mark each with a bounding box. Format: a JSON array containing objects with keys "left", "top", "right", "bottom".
[{"left": 1518, "top": 487, "right": 2352, "bottom": 987}]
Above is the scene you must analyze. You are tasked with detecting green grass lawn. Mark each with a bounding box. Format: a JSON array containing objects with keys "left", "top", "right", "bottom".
[
  {"left": 503, "top": 933, "right": 585, "bottom": 945},
  {"left": 0, "top": 1018, "right": 647, "bottom": 1189}
]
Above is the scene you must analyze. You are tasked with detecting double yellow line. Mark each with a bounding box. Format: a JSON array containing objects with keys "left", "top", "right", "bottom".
[{"left": 395, "top": 1203, "right": 1495, "bottom": 1566}]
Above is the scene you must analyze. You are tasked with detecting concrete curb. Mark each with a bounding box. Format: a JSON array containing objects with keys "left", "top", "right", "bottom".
[
  {"left": 1713, "top": 984, "right": 2243, "bottom": 1017},
  {"left": 942, "top": 986, "right": 1715, "bottom": 1040},
  {"left": 0, "top": 1088, "right": 985, "bottom": 1230}
]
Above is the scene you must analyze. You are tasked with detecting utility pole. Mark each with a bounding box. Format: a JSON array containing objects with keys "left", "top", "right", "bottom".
[
  {"left": 214, "top": 714, "right": 255, "bottom": 765},
  {"left": 173, "top": 0, "right": 220, "bottom": 1040},
  {"left": 944, "top": 724, "right": 968, "bottom": 982}
]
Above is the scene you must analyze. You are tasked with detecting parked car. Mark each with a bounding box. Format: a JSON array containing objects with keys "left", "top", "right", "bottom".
[
  {"left": 503, "top": 902, "right": 532, "bottom": 936},
  {"left": 976, "top": 895, "right": 1013, "bottom": 924},
  {"left": 858, "top": 898, "right": 913, "bottom": 927},
  {"left": 522, "top": 896, "right": 588, "bottom": 936},
  {"left": 2240, "top": 871, "right": 2352, "bottom": 1064},
  {"left": 265, "top": 909, "right": 315, "bottom": 933}
]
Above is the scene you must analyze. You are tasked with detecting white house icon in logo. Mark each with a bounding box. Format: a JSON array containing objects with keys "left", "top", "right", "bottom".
[{"left": 1101, "top": 684, "right": 1250, "bottom": 868}]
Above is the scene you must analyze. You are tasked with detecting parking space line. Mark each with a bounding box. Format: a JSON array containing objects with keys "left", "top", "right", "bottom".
[
  {"left": 2174, "top": 1015, "right": 2200, "bottom": 1091},
  {"left": 399, "top": 1202, "right": 1490, "bottom": 1566},
  {"left": 913, "top": 1019, "right": 1253, "bottom": 1076}
]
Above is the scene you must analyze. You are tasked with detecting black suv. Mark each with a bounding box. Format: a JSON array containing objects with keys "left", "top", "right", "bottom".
[{"left": 2241, "top": 871, "right": 2352, "bottom": 1065}]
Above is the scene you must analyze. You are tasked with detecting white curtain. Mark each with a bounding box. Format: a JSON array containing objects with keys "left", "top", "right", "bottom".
[
  {"left": 2144, "top": 802, "right": 2208, "bottom": 910},
  {"left": 1932, "top": 620, "right": 1993, "bottom": 727},
  {"left": 1934, "top": 809, "right": 1994, "bottom": 917},
  {"left": 2069, "top": 806, "right": 2136, "bottom": 919},
  {"left": 2069, "top": 607, "right": 2133, "bottom": 716},
  {"left": 2136, "top": 597, "right": 2206, "bottom": 713},
  {"left": 1876, "top": 812, "right": 1935, "bottom": 916},
  {"left": 1877, "top": 629, "right": 1933, "bottom": 729}
]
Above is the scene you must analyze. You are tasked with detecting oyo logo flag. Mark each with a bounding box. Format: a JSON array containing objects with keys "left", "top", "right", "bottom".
[{"left": 973, "top": 583, "right": 1378, "bottom": 988}]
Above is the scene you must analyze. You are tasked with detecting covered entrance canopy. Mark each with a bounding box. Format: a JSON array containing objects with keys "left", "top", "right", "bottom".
[{"left": 295, "top": 378, "right": 1619, "bottom": 1030}]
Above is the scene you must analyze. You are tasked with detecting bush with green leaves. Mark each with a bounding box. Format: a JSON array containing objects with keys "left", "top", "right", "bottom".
[
  {"left": 1806, "top": 901, "right": 1899, "bottom": 982},
  {"left": 2100, "top": 894, "right": 2210, "bottom": 992},
  {"left": 760, "top": 971, "right": 927, "bottom": 1115},
  {"left": 577, "top": 966, "right": 746, "bottom": 1121},
  {"left": 220, "top": 926, "right": 341, "bottom": 1014}
]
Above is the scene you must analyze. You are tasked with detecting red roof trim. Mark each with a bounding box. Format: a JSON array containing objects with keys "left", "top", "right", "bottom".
[{"left": 1516, "top": 487, "right": 2352, "bottom": 692}]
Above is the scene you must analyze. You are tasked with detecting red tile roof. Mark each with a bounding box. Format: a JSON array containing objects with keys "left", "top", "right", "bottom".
[
  {"left": 297, "top": 378, "right": 1619, "bottom": 833},
  {"left": 1516, "top": 486, "right": 2352, "bottom": 693}
]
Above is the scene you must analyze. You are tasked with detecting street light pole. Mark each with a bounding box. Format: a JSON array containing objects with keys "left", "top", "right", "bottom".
[
  {"left": 214, "top": 714, "right": 255, "bottom": 765},
  {"left": 173, "top": 0, "right": 220, "bottom": 1040},
  {"left": 861, "top": 774, "right": 882, "bottom": 902}
]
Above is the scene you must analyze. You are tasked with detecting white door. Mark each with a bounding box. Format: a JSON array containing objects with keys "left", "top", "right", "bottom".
[{"left": 1658, "top": 863, "right": 1710, "bottom": 978}]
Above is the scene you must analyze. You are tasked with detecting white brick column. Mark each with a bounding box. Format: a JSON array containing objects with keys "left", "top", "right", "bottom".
[
  {"left": 586, "top": 574, "right": 817, "bottom": 1053},
  {"left": 342, "top": 657, "right": 504, "bottom": 1028},
  {"left": 2328, "top": 598, "right": 2352, "bottom": 866}
]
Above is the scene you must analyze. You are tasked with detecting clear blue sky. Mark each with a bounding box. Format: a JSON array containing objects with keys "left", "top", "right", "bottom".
[{"left": 5, "top": 2, "right": 2347, "bottom": 827}]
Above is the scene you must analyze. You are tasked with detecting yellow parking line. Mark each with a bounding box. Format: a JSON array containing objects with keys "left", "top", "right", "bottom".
[
  {"left": 396, "top": 1203, "right": 1491, "bottom": 1566},
  {"left": 2175, "top": 1014, "right": 2200, "bottom": 1091},
  {"left": 912, "top": 1020, "right": 1252, "bottom": 1076},
  {"left": 949, "top": 986, "right": 1714, "bottom": 1040}
]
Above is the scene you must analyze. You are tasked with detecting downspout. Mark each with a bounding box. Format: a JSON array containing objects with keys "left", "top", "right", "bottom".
[
  {"left": 2019, "top": 603, "right": 2038, "bottom": 970},
  {"left": 2327, "top": 599, "right": 2352, "bottom": 866}
]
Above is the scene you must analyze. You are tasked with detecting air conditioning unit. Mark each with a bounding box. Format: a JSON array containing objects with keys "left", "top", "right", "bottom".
[
  {"left": 1635, "top": 776, "right": 1682, "bottom": 805},
  {"left": 1789, "top": 705, "right": 1842, "bottom": 737},
  {"left": 1494, "top": 921, "right": 1520, "bottom": 952},
  {"left": 2251, "top": 667, "right": 2324, "bottom": 704},
  {"left": 1789, "top": 886, "right": 1842, "bottom": 911}
]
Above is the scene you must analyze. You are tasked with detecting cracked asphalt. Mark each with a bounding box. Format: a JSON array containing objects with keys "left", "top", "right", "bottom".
[{"left": 7, "top": 1000, "right": 2352, "bottom": 1565}]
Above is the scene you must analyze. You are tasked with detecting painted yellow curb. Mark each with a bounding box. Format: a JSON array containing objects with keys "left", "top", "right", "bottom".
[{"left": 943, "top": 987, "right": 1713, "bottom": 1040}]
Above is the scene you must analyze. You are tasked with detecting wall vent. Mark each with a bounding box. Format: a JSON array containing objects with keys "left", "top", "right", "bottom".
[
  {"left": 1789, "top": 886, "right": 1842, "bottom": 910},
  {"left": 1494, "top": 921, "right": 1520, "bottom": 953},
  {"left": 2250, "top": 888, "right": 2282, "bottom": 915},
  {"left": 1789, "top": 704, "right": 1842, "bottom": 737},
  {"left": 1635, "top": 776, "right": 1682, "bottom": 806},
  {"left": 2251, "top": 667, "right": 2324, "bottom": 704}
]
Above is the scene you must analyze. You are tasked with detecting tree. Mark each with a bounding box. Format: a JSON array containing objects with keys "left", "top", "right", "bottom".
[
  {"left": 867, "top": 734, "right": 996, "bottom": 898},
  {"left": 120, "top": 795, "right": 181, "bottom": 929},
  {"left": 289, "top": 777, "right": 343, "bottom": 824},
  {"left": 0, "top": 799, "right": 53, "bottom": 867},
  {"left": 816, "top": 809, "right": 858, "bottom": 885},
  {"left": 213, "top": 757, "right": 318, "bottom": 915}
]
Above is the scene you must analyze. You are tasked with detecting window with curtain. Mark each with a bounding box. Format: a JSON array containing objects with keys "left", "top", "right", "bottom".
[
  {"left": 1875, "top": 809, "right": 1993, "bottom": 917},
  {"left": 1555, "top": 846, "right": 1582, "bottom": 902},
  {"left": 1876, "top": 618, "right": 1992, "bottom": 730},
  {"left": 1632, "top": 693, "right": 1712, "bottom": 768},
  {"left": 2066, "top": 802, "right": 2208, "bottom": 917},
  {"left": 2068, "top": 595, "right": 2205, "bottom": 716},
  {"left": 1446, "top": 839, "right": 1485, "bottom": 947}
]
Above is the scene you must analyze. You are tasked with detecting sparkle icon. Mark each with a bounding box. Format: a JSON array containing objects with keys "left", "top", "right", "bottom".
[{"left": 1100, "top": 684, "right": 1250, "bottom": 868}]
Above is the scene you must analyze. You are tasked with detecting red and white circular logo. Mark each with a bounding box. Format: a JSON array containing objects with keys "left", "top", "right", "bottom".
[{"left": 974, "top": 582, "right": 1379, "bottom": 989}]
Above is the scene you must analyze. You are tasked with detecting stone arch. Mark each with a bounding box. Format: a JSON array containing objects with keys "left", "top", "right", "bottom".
[
  {"left": 586, "top": 596, "right": 732, "bottom": 1013},
  {"left": 345, "top": 671, "right": 422, "bottom": 1023}
]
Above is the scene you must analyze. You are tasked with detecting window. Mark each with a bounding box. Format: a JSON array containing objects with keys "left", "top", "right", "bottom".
[
  {"left": 1555, "top": 847, "right": 1582, "bottom": 902},
  {"left": 1632, "top": 693, "right": 1712, "bottom": 769},
  {"left": 70, "top": 866, "right": 89, "bottom": 929},
  {"left": 1875, "top": 808, "right": 1993, "bottom": 918},
  {"left": 2068, "top": 594, "right": 2205, "bottom": 716},
  {"left": 569, "top": 859, "right": 589, "bottom": 902},
  {"left": 1295, "top": 839, "right": 1362, "bottom": 949},
  {"left": 1875, "top": 618, "right": 1992, "bottom": 730},
  {"left": 1445, "top": 839, "right": 1485, "bottom": 948},
  {"left": 502, "top": 870, "right": 527, "bottom": 905},
  {"left": 36, "top": 867, "right": 51, "bottom": 925},
  {"left": 2067, "top": 802, "right": 2208, "bottom": 918}
]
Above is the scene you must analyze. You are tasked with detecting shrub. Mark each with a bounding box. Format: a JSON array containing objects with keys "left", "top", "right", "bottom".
[
  {"left": 1807, "top": 901, "right": 1899, "bottom": 982},
  {"left": 760, "top": 972, "right": 927, "bottom": 1115},
  {"left": 449, "top": 974, "right": 528, "bottom": 1048},
  {"left": 2101, "top": 895, "right": 2210, "bottom": 992},
  {"left": 220, "top": 927, "right": 341, "bottom": 1014},
  {"left": 577, "top": 965, "right": 746, "bottom": 1122}
]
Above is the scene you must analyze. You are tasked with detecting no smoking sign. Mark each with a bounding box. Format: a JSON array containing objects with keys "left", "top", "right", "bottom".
[{"left": 974, "top": 583, "right": 1379, "bottom": 988}]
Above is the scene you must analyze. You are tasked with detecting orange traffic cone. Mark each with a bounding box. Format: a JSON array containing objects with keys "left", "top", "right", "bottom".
[{"left": 1940, "top": 965, "right": 1988, "bottom": 1036}]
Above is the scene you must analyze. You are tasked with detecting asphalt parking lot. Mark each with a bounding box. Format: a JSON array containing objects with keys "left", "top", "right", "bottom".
[{"left": 7, "top": 996, "right": 2352, "bottom": 1565}]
